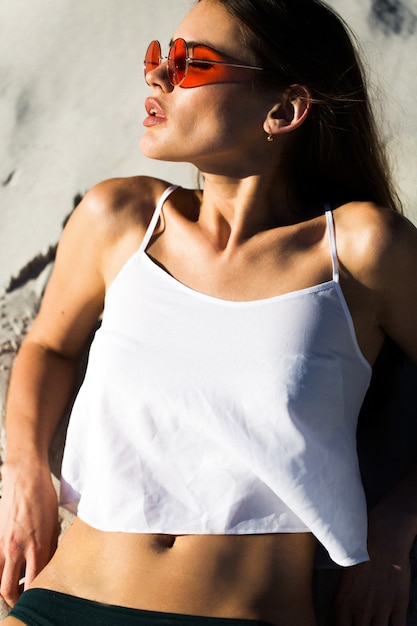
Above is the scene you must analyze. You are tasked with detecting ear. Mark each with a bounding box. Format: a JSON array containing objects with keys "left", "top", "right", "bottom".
[{"left": 263, "top": 85, "right": 312, "bottom": 137}]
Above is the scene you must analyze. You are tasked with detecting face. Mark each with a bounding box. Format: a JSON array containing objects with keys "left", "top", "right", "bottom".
[{"left": 140, "top": 0, "right": 278, "bottom": 175}]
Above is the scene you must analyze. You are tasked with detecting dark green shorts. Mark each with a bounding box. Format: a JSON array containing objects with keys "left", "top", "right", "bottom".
[{"left": 9, "top": 589, "right": 273, "bottom": 626}]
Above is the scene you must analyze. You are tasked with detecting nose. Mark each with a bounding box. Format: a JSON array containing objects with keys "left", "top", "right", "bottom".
[
  {"left": 145, "top": 60, "right": 173, "bottom": 91},
  {"left": 145, "top": 65, "right": 173, "bottom": 91}
]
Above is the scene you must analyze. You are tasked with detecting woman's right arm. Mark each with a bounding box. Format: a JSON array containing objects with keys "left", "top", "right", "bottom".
[
  {"left": 0, "top": 341, "right": 80, "bottom": 608},
  {"left": 0, "top": 183, "right": 115, "bottom": 607}
]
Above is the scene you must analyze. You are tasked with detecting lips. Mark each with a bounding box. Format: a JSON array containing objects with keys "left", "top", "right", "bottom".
[{"left": 144, "top": 98, "right": 167, "bottom": 126}]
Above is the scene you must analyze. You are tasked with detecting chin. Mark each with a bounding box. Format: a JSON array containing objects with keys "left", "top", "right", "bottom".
[
  {"left": 140, "top": 140, "right": 187, "bottom": 164},
  {"left": 140, "top": 135, "right": 171, "bottom": 161}
]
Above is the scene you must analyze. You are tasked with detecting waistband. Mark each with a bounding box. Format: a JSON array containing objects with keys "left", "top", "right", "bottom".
[{"left": 9, "top": 588, "right": 273, "bottom": 626}]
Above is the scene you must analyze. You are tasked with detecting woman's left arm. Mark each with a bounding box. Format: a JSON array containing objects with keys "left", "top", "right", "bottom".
[{"left": 335, "top": 209, "right": 417, "bottom": 626}]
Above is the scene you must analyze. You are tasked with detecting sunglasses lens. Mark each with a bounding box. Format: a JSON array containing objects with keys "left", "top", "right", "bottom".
[
  {"left": 144, "top": 40, "right": 161, "bottom": 79},
  {"left": 168, "top": 39, "right": 188, "bottom": 85}
]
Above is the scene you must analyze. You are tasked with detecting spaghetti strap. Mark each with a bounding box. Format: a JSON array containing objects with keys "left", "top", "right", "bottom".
[
  {"left": 139, "top": 185, "right": 180, "bottom": 253},
  {"left": 325, "top": 206, "right": 339, "bottom": 283}
]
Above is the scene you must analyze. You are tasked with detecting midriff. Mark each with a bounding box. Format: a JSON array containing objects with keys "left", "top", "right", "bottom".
[{"left": 30, "top": 518, "right": 318, "bottom": 626}]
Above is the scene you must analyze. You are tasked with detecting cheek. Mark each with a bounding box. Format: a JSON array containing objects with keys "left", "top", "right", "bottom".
[
  {"left": 177, "top": 88, "right": 259, "bottom": 139},
  {"left": 170, "top": 93, "right": 232, "bottom": 147},
  {"left": 140, "top": 87, "right": 264, "bottom": 160}
]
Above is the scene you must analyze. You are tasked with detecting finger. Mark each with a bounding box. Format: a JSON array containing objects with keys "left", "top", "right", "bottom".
[
  {"left": 0, "top": 555, "right": 6, "bottom": 603},
  {"left": 0, "top": 558, "right": 25, "bottom": 608},
  {"left": 352, "top": 604, "right": 405, "bottom": 626},
  {"left": 333, "top": 597, "right": 374, "bottom": 626},
  {"left": 23, "top": 554, "right": 43, "bottom": 591},
  {"left": 331, "top": 603, "right": 353, "bottom": 626},
  {"left": 23, "top": 535, "right": 58, "bottom": 592},
  {"left": 333, "top": 613, "right": 352, "bottom": 626},
  {"left": 387, "top": 604, "right": 408, "bottom": 626},
  {"left": 363, "top": 590, "right": 409, "bottom": 626}
]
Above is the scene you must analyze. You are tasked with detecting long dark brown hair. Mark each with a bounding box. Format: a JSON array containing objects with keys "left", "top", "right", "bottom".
[{"left": 201, "top": 0, "right": 402, "bottom": 213}]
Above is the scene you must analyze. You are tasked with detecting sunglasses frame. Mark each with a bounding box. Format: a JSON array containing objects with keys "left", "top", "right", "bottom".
[{"left": 144, "top": 38, "right": 264, "bottom": 88}]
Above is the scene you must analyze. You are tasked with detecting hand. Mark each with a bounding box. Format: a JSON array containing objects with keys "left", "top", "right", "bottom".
[
  {"left": 333, "top": 555, "right": 410, "bottom": 626},
  {"left": 332, "top": 511, "right": 412, "bottom": 626},
  {"left": 0, "top": 461, "right": 59, "bottom": 607}
]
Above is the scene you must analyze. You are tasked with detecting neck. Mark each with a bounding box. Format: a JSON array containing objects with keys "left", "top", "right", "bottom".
[{"left": 195, "top": 170, "right": 302, "bottom": 251}]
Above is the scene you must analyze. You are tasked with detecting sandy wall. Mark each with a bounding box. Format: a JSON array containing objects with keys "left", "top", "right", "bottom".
[
  {"left": 330, "top": 0, "right": 417, "bottom": 221},
  {"left": 0, "top": 0, "right": 196, "bottom": 292}
]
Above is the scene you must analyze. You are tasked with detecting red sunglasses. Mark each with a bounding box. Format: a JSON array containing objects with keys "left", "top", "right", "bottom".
[{"left": 144, "top": 38, "right": 263, "bottom": 88}]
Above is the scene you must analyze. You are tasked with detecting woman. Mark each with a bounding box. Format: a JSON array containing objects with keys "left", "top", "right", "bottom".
[{"left": 1, "top": 0, "right": 416, "bottom": 624}]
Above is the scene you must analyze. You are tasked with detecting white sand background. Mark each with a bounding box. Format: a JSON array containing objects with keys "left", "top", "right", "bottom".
[{"left": 0, "top": 0, "right": 416, "bottom": 622}]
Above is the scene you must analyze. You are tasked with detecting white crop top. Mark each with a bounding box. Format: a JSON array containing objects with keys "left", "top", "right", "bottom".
[{"left": 60, "top": 185, "right": 372, "bottom": 566}]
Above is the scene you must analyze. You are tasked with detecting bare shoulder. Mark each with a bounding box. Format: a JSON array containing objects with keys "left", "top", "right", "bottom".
[
  {"left": 27, "top": 177, "right": 177, "bottom": 356},
  {"left": 58, "top": 176, "right": 179, "bottom": 286},
  {"left": 334, "top": 201, "right": 417, "bottom": 361},
  {"left": 332, "top": 201, "right": 417, "bottom": 280},
  {"left": 72, "top": 175, "right": 175, "bottom": 236}
]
